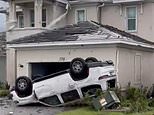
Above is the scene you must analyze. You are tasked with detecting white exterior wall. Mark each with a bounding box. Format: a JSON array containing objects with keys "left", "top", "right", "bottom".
[
  {"left": 101, "top": 3, "right": 154, "bottom": 42},
  {"left": 118, "top": 47, "right": 154, "bottom": 88},
  {"left": 6, "top": 48, "right": 16, "bottom": 86},
  {"left": 67, "top": 4, "right": 98, "bottom": 24},
  {"left": 15, "top": 46, "right": 117, "bottom": 79},
  {"left": 7, "top": 45, "right": 154, "bottom": 88}
]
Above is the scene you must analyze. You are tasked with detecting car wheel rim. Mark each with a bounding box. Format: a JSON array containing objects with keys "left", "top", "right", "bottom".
[
  {"left": 17, "top": 79, "right": 27, "bottom": 90},
  {"left": 72, "top": 61, "right": 83, "bottom": 73}
]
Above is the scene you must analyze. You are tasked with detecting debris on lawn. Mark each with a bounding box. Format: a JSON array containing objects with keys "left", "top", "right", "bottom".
[{"left": 92, "top": 91, "right": 120, "bottom": 111}]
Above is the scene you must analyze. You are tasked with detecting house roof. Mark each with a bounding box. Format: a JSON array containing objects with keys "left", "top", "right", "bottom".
[
  {"left": 8, "top": 22, "right": 99, "bottom": 44},
  {"left": 8, "top": 21, "right": 154, "bottom": 49}
]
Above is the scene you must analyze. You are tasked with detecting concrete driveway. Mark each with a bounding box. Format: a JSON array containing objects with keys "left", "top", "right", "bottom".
[{"left": 0, "top": 98, "right": 68, "bottom": 115}]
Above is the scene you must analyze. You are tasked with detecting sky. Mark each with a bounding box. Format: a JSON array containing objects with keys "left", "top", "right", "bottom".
[{"left": 0, "top": 0, "right": 8, "bottom": 32}]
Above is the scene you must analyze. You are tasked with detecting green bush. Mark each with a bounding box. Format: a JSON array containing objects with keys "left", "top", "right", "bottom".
[
  {"left": 0, "top": 82, "right": 10, "bottom": 97},
  {"left": 0, "top": 81, "right": 10, "bottom": 90},
  {"left": 148, "top": 98, "right": 154, "bottom": 107},
  {"left": 123, "top": 87, "right": 149, "bottom": 112},
  {"left": 0, "top": 90, "right": 10, "bottom": 97}
]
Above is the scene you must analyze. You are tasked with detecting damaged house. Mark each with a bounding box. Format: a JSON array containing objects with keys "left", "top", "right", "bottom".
[
  {"left": 5, "top": 0, "right": 154, "bottom": 88},
  {"left": 7, "top": 21, "right": 154, "bottom": 89}
]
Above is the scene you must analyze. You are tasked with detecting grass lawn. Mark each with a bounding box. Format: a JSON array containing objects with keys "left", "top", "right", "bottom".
[{"left": 57, "top": 107, "right": 154, "bottom": 115}]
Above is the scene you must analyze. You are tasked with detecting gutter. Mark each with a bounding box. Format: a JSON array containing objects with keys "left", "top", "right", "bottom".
[{"left": 7, "top": 40, "right": 154, "bottom": 49}]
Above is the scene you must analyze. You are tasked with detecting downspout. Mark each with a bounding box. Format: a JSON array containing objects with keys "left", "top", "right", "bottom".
[
  {"left": 115, "top": 48, "right": 120, "bottom": 88},
  {"left": 46, "top": 1, "right": 70, "bottom": 29},
  {"left": 97, "top": 3, "right": 104, "bottom": 23}
]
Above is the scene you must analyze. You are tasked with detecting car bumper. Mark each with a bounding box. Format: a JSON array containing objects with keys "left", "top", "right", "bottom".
[{"left": 11, "top": 91, "right": 38, "bottom": 106}]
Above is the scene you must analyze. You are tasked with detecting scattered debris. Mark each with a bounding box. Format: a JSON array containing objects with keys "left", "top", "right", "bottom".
[{"left": 92, "top": 91, "right": 120, "bottom": 111}]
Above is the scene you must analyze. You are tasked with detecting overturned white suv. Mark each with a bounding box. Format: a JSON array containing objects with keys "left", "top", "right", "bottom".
[{"left": 11, "top": 57, "right": 116, "bottom": 106}]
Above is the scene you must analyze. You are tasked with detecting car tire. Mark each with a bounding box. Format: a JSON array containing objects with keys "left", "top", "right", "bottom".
[
  {"left": 15, "top": 76, "right": 33, "bottom": 97},
  {"left": 85, "top": 57, "right": 98, "bottom": 63},
  {"left": 70, "top": 58, "right": 89, "bottom": 81}
]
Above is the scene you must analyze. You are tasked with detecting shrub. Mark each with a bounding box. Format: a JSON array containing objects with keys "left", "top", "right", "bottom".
[
  {"left": 0, "top": 81, "right": 10, "bottom": 97},
  {"left": 124, "top": 87, "right": 149, "bottom": 112},
  {"left": 0, "top": 81, "right": 10, "bottom": 90},
  {"left": 0, "top": 90, "right": 10, "bottom": 97},
  {"left": 148, "top": 98, "right": 154, "bottom": 107}
]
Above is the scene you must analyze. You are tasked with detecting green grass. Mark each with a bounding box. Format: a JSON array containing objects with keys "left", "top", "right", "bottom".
[{"left": 57, "top": 107, "right": 154, "bottom": 115}]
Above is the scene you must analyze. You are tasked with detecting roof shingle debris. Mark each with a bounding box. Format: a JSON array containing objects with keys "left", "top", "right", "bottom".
[
  {"left": 92, "top": 21, "right": 154, "bottom": 45},
  {"left": 8, "top": 22, "right": 99, "bottom": 44},
  {"left": 8, "top": 21, "right": 154, "bottom": 46}
]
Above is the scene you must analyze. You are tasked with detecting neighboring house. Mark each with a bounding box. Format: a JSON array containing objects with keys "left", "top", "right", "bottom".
[
  {"left": 0, "top": 32, "right": 6, "bottom": 82},
  {"left": 4, "top": 0, "right": 154, "bottom": 88}
]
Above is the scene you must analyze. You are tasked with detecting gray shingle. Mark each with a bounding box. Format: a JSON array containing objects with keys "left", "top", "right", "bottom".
[{"left": 8, "top": 21, "right": 154, "bottom": 46}]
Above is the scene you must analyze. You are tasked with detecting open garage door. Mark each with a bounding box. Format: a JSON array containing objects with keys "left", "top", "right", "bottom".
[{"left": 30, "top": 62, "right": 70, "bottom": 80}]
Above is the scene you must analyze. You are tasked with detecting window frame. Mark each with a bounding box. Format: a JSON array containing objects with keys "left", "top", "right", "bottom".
[
  {"left": 30, "top": 9, "right": 35, "bottom": 27},
  {"left": 17, "top": 14, "right": 24, "bottom": 28},
  {"left": 29, "top": 8, "right": 47, "bottom": 27},
  {"left": 75, "top": 8, "right": 87, "bottom": 23},
  {"left": 42, "top": 8, "right": 47, "bottom": 27},
  {"left": 125, "top": 6, "right": 137, "bottom": 32}
]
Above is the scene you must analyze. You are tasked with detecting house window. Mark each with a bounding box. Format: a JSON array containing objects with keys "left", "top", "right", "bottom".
[
  {"left": 76, "top": 9, "right": 86, "bottom": 23},
  {"left": 42, "top": 9, "right": 46, "bottom": 27},
  {"left": 30, "top": 9, "right": 46, "bottom": 27},
  {"left": 18, "top": 15, "right": 24, "bottom": 28},
  {"left": 126, "top": 6, "right": 137, "bottom": 31},
  {"left": 30, "top": 9, "right": 35, "bottom": 27}
]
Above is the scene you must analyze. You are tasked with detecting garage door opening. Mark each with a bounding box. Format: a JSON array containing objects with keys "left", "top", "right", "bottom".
[{"left": 30, "top": 62, "right": 70, "bottom": 80}]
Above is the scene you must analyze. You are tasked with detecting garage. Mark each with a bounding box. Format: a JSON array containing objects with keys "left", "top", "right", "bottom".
[
  {"left": 7, "top": 21, "right": 154, "bottom": 88},
  {"left": 30, "top": 62, "right": 70, "bottom": 80}
]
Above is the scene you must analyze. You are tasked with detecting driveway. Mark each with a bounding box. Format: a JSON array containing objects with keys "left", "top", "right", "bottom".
[{"left": 0, "top": 98, "right": 68, "bottom": 115}]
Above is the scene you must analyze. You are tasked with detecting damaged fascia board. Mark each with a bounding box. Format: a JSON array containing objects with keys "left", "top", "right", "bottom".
[{"left": 7, "top": 40, "right": 154, "bottom": 50}]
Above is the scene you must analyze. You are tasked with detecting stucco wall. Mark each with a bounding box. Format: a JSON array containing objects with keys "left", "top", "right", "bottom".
[
  {"left": 7, "top": 45, "right": 154, "bottom": 88},
  {"left": 14, "top": 46, "right": 117, "bottom": 79},
  {"left": 118, "top": 47, "right": 154, "bottom": 88},
  {"left": 6, "top": 48, "right": 16, "bottom": 86},
  {"left": 101, "top": 3, "right": 154, "bottom": 42},
  {"left": 66, "top": 4, "right": 98, "bottom": 24}
]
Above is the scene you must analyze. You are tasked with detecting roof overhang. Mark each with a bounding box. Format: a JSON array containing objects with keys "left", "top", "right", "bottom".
[{"left": 7, "top": 40, "right": 154, "bottom": 51}]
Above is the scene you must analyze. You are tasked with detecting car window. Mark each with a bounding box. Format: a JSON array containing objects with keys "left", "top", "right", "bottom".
[{"left": 39, "top": 95, "right": 61, "bottom": 105}]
